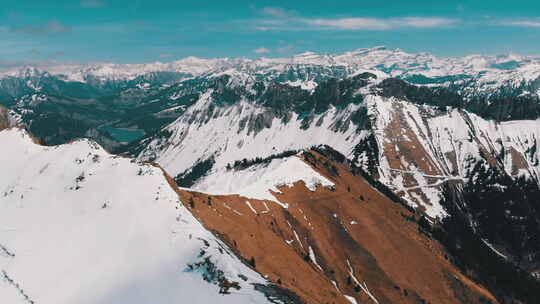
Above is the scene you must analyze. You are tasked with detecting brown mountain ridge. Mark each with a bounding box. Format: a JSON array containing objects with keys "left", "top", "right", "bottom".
[{"left": 166, "top": 150, "right": 498, "bottom": 304}]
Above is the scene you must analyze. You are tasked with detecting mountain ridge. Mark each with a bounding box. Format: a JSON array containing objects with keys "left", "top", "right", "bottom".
[
  {"left": 175, "top": 149, "right": 500, "bottom": 304},
  {"left": 3, "top": 46, "right": 540, "bottom": 99},
  {"left": 0, "top": 127, "right": 289, "bottom": 304}
]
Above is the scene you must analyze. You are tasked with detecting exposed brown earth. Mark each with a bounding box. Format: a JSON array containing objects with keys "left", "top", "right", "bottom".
[
  {"left": 507, "top": 146, "right": 530, "bottom": 176},
  {"left": 167, "top": 151, "right": 499, "bottom": 304},
  {"left": 0, "top": 106, "right": 11, "bottom": 131},
  {"left": 380, "top": 101, "right": 455, "bottom": 215}
]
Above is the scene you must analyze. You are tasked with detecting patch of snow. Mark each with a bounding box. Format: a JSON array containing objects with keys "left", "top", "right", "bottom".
[
  {"left": 346, "top": 259, "right": 379, "bottom": 304},
  {"left": 236, "top": 157, "right": 335, "bottom": 207},
  {"left": 344, "top": 295, "right": 358, "bottom": 304},
  {"left": 244, "top": 200, "right": 258, "bottom": 214},
  {"left": 308, "top": 246, "right": 323, "bottom": 271},
  {"left": 282, "top": 79, "right": 318, "bottom": 92},
  {"left": 482, "top": 239, "right": 508, "bottom": 260},
  {"left": 293, "top": 230, "right": 304, "bottom": 249}
]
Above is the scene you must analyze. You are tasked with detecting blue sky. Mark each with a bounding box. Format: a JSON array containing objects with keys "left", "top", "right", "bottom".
[{"left": 2, "top": 0, "right": 540, "bottom": 64}]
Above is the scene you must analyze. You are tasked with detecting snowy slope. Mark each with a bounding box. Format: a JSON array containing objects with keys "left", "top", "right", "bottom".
[
  {"left": 0, "top": 128, "right": 271, "bottom": 304},
  {"left": 138, "top": 90, "right": 367, "bottom": 176},
  {"left": 366, "top": 95, "right": 540, "bottom": 218},
  {"left": 195, "top": 156, "right": 335, "bottom": 207}
]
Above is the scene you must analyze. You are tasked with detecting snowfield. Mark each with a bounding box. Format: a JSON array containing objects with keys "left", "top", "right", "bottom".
[
  {"left": 138, "top": 92, "right": 367, "bottom": 180},
  {"left": 0, "top": 128, "right": 270, "bottom": 304},
  {"left": 195, "top": 156, "right": 335, "bottom": 208}
]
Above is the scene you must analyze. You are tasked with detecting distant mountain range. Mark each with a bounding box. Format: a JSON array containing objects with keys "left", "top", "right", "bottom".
[{"left": 3, "top": 46, "right": 540, "bottom": 99}]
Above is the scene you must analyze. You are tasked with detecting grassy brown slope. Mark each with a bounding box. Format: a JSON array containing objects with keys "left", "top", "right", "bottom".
[{"left": 170, "top": 151, "right": 498, "bottom": 304}]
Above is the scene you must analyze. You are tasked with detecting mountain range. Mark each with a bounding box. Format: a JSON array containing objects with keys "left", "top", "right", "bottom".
[{"left": 2, "top": 47, "right": 540, "bottom": 303}]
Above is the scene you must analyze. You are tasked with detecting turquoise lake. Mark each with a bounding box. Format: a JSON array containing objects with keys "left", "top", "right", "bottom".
[{"left": 100, "top": 126, "right": 145, "bottom": 143}]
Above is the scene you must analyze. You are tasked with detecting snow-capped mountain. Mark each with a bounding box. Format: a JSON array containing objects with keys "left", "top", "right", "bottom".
[
  {"left": 2, "top": 47, "right": 540, "bottom": 154},
  {"left": 134, "top": 74, "right": 538, "bottom": 216},
  {"left": 0, "top": 127, "right": 284, "bottom": 304},
  {"left": 3, "top": 46, "right": 540, "bottom": 97},
  {"left": 131, "top": 71, "right": 540, "bottom": 288}
]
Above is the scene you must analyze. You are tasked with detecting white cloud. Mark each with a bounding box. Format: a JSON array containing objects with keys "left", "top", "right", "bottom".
[
  {"left": 305, "top": 18, "right": 391, "bottom": 30},
  {"left": 303, "top": 17, "right": 459, "bottom": 30},
  {"left": 253, "top": 7, "right": 459, "bottom": 31},
  {"left": 499, "top": 20, "right": 540, "bottom": 27},
  {"left": 402, "top": 17, "right": 458, "bottom": 28},
  {"left": 254, "top": 47, "right": 271, "bottom": 54}
]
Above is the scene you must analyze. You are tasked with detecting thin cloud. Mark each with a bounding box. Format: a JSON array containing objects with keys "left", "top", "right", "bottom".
[
  {"left": 254, "top": 7, "right": 459, "bottom": 31},
  {"left": 11, "top": 20, "right": 72, "bottom": 35},
  {"left": 300, "top": 17, "right": 459, "bottom": 30},
  {"left": 80, "top": 0, "right": 105, "bottom": 8},
  {"left": 499, "top": 19, "right": 540, "bottom": 27},
  {"left": 305, "top": 18, "right": 391, "bottom": 30},
  {"left": 254, "top": 47, "right": 271, "bottom": 54},
  {"left": 402, "top": 17, "right": 458, "bottom": 28}
]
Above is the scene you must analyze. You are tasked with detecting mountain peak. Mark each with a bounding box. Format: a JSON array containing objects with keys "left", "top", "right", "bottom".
[{"left": 1, "top": 66, "right": 49, "bottom": 79}]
